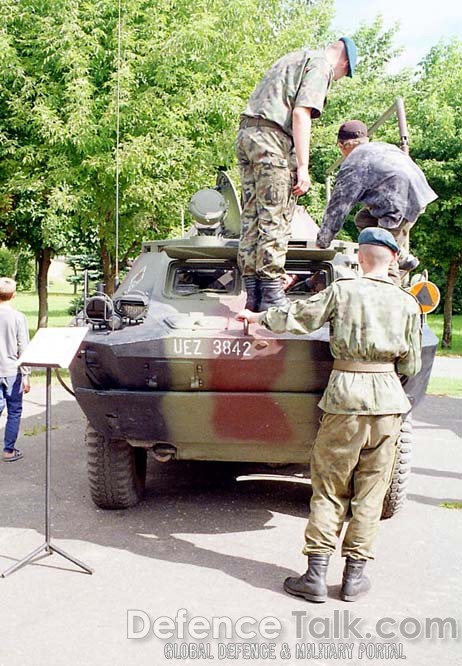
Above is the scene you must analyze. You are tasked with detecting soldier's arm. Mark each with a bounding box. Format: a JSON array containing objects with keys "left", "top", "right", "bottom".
[
  {"left": 263, "top": 285, "right": 336, "bottom": 335},
  {"left": 292, "top": 106, "right": 312, "bottom": 196},
  {"left": 316, "top": 160, "right": 366, "bottom": 248},
  {"left": 396, "top": 306, "right": 422, "bottom": 376}
]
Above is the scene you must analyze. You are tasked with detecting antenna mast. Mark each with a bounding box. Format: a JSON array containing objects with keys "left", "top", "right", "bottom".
[{"left": 115, "top": 0, "right": 122, "bottom": 285}]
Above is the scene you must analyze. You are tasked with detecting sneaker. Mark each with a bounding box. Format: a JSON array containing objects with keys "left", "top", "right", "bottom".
[{"left": 3, "top": 448, "right": 24, "bottom": 462}]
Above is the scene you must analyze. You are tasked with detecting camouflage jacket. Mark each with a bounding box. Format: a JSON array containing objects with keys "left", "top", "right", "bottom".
[
  {"left": 317, "top": 142, "right": 438, "bottom": 248},
  {"left": 264, "top": 275, "right": 422, "bottom": 414},
  {"left": 242, "top": 49, "right": 333, "bottom": 136}
]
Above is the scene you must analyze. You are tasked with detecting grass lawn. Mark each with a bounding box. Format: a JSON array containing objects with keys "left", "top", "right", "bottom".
[
  {"left": 427, "top": 377, "right": 462, "bottom": 398},
  {"left": 426, "top": 314, "right": 462, "bottom": 356},
  {"left": 15, "top": 291, "right": 75, "bottom": 338}
]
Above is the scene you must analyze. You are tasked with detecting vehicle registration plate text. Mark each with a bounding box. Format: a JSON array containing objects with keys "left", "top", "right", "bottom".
[{"left": 172, "top": 338, "right": 252, "bottom": 357}]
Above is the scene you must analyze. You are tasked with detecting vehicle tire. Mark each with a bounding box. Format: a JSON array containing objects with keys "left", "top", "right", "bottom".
[
  {"left": 86, "top": 422, "right": 147, "bottom": 509},
  {"left": 381, "top": 414, "right": 413, "bottom": 520}
]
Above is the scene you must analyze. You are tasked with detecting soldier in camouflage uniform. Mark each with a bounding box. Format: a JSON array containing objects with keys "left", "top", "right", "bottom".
[
  {"left": 237, "top": 227, "right": 422, "bottom": 602},
  {"left": 237, "top": 38, "right": 358, "bottom": 311},
  {"left": 316, "top": 120, "right": 438, "bottom": 284}
]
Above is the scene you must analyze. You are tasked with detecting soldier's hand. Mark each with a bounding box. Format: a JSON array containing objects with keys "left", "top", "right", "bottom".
[
  {"left": 236, "top": 309, "right": 265, "bottom": 324},
  {"left": 293, "top": 166, "right": 311, "bottom": 196}
]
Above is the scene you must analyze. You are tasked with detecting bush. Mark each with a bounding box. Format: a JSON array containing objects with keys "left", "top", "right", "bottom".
[
  {"left": 0, "top": 246, "right": 34, "bottom": 290},
  {"left": 16, "top": 253, "right": 34, "bottom": 291},
  {"left": 0, "top": 247, "right": 15, "bottom": 276}
]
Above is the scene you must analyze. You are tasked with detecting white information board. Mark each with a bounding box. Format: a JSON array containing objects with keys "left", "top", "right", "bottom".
[{"left": 18, "top": 326, "right": 88, "bottom": 369}]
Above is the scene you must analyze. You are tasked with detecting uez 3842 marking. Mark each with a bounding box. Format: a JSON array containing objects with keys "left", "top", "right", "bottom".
[{"left": 172, "top": 338, "right": 252, "bottom": 357}]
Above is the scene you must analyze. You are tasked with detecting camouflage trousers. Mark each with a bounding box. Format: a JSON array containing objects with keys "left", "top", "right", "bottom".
[
  {"left": 236, "top": 126, "right": 297, "bottom": 279},
  {"left": 355, "top": 208, "right": 417, "bottom": 285},
  {"left": 304, "top": 412, "right": 401, "bottom": 560}
]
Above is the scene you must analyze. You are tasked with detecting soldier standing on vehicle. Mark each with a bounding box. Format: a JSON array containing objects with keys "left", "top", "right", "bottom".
[
  {"left": 316, "top": 120, "right": 438, "bottom": 284},
  {"left": 236, "top": 227, "right": 422, "bottom": 602},
  {"left": 237, "top": 38, "right": 357, "bottom": 312}
]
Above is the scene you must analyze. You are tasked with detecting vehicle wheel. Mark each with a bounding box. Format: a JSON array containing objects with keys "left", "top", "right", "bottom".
[
  {"left": 381, "top": 414, "right": 413, "bottom": 520},
  {"left": 86, "top": 422, "right": 147, "bottom": 509}
]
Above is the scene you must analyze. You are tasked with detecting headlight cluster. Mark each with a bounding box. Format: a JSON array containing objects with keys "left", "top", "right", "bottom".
[{"left": 84, "top": 292, "right": 148, "bottom": 330}]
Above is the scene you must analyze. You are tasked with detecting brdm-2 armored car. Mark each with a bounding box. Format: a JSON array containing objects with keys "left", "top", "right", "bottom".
[{"left": 69, "top": 172, "right": 437, "bottom": 517}]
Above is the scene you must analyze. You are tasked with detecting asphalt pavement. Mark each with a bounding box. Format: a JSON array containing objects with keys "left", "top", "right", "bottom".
[{"left": 0, "top": 361, "right": 461, "bottom": 666}]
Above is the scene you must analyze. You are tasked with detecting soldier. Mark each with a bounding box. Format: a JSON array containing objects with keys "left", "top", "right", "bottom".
[
  {"left": 236, "top": 227, "right": 422, "bottom": 602},
  {"left": 316, "top": 120, "right": 438, "bottom": 284},
  {"left": 237, "top": 38, "right": 357, "bottom": 312}
]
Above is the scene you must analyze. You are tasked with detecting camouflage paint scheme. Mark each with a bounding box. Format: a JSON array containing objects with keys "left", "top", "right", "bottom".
[
  {"left": 237, "top": 126, "right": 297, "bottom": 278},
  {"left": 242, "top": 49, "right": 333, "bottom": 131},
  {"left": 237, "top": 49, "right": 333, "bottom": 279},
  {"left": 70, "top": 238, "right": 437, "bottom": 465},
  {"left": 316, "top": 142, "right": 438, "bottom": 248}
]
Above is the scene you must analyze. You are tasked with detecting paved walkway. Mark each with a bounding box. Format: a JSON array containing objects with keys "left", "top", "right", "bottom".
[{"left": 431, "top": 355, "right": 462, "bottom": 379}]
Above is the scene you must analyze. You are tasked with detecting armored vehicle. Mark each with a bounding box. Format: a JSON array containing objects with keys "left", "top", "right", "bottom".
[{"left": 70, "top": 171, "right": 437, "bottom": 517}]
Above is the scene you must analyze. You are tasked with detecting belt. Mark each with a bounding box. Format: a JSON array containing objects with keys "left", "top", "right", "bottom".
[
  {"left": 239, "top": 116, "right": 289, "bottom": 136},
  {"left": 333, "top": 360, "right": 395, "bottom": 373}
]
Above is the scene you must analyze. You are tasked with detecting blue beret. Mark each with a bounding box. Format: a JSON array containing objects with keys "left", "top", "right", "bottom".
[
  {"left": 339, "top": 37, "right": 357, "bottom": 78},
  {"left": 358, "top": 227, "right": 400, "bottom": 253}
]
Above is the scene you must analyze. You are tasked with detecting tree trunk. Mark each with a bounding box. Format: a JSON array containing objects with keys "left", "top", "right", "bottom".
[
  {"left": 36, "top": 247, "right": 52, "bottom": 329},
  {"left": 442, "top": 258, "right": 461, "bottom": 348},
  {"left": 100, "top": 237, "right": 115, "bottom": 297}
]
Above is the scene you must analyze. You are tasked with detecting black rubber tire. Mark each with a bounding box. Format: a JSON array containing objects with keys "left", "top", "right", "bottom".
[
  {"left": 86, "top": 422, "right": 147, "bottom": 509},
  {"left": 381, "top": 414, "right": 413, "bottom": 520}
]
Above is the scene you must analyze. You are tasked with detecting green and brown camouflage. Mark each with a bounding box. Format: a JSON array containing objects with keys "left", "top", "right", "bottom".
[
  {"left": 237, "top": 126, "right": 297, "bottom": 278},
  {"left": 69, "top": 173, "right": 437, "bottom": 511},
  {"left": 242, "top": 49, "right": 333, "bottom": 131}
]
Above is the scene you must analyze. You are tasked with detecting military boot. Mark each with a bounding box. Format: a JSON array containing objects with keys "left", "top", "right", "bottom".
[
  {"left": 259, "top": 278, "right": 289, "bottom": 311},
  {"left": 283, "top": 554, "right": 330, "bottom": 602},
  {"left": 242, "top": 276, "right": 261, "bottom": 312},
  {"left": 340, "top": 557, "right": 371, "bottom": 602},
  {"left": 398, "top": 253, "right": 420, "bottom": 272}
]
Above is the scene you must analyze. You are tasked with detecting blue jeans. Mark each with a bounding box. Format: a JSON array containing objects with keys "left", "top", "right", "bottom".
[{"left": 0, "top": 374, "right": 24, "bottom": 452}]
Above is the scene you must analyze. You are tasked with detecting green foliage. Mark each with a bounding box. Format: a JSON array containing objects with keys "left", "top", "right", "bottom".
[
  {"left": 0, "top": 0, "right": 335, "bottom": 287},
  {"left": 0, "top": 247, "right": 15, "bottom": 277},
  {"left": 0, "top": 1, "right": 460, "bottom": 323},
  {"left": 405, "top": 41, "right": 462, "bottom": 321},
  {"left": 0, "top": 245, "right": 33, "bottom": 290},
  {"left": 16, "top": 252, "right": 34, "bottom": 291},
  {"left": 302, "top": 17, "right": 413, "bottom": 228}
]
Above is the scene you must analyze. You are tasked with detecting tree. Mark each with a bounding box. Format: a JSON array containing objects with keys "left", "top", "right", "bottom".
[
  {"left": 407, "top": 41, "right": 462, "bottom": 347},
  {"left": 0, "top": 0, "right": 335, "bottom": 316}
]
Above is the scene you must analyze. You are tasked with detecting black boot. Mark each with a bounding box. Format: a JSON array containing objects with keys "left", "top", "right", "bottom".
[
  {"left": 398, "top": 253, "right": 420, "bottom": 272},
  {"left": 242, "top": 276, "right": 261, "bottom": 312},
  {"left": 340, "top": 557, "right": 371, "bottom": 602},
  {"left": 259, "top": 278, "right": 289, "bottom": 311},
  {"left": 283, "top": 554, "right": 330, "bottom": 602}
]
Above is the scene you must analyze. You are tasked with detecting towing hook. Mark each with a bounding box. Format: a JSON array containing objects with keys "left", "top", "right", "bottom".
[{"left": 243, "top": 318, "right": 249, "bottom": 336}]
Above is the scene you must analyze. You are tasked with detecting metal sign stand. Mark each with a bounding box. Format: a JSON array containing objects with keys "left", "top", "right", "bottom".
[{"left": 2, "top": 328, "right": 93, "bottom": 578}]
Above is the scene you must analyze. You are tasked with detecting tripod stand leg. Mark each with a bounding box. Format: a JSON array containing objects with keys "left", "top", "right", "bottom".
[
  {"left": 49, "top": 544, "right": 94, "bottom": 575},
  {"left": 1, "top": 542, "right": 51, "bottom": 578}
]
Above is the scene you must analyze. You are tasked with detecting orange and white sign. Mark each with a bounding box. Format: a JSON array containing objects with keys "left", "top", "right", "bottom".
[{"left": 408, "top": 281, "right": 441, "bottom": 314}]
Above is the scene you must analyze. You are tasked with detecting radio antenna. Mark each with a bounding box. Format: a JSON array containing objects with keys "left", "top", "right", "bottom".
[{"left": 114, "top": 0, "right": 122, "bottom": 285}]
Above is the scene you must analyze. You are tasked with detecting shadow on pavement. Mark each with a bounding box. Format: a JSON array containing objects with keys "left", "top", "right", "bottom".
[
  {"left": 412, "top": 467, "right": 462, "bottom": 481},
  {"left": 413, "top": 395, "right": 462, "bottom": 437},
  {"left": 0, "top": 396, "right": 312, "bottom": 595},
  {"left": 2, "top": 392, "right": 460, "bottom": 593},
  {"left": 407, "top": 493, "right": 462, "bottom": 507}
]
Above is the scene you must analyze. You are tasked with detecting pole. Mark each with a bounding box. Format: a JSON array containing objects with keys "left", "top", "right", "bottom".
[
  {"left": 45, "top": 367, "right": 51, "bottom": 546},
  {"left": 2, "top": 367, "right": 93, "bottom": 578}
]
